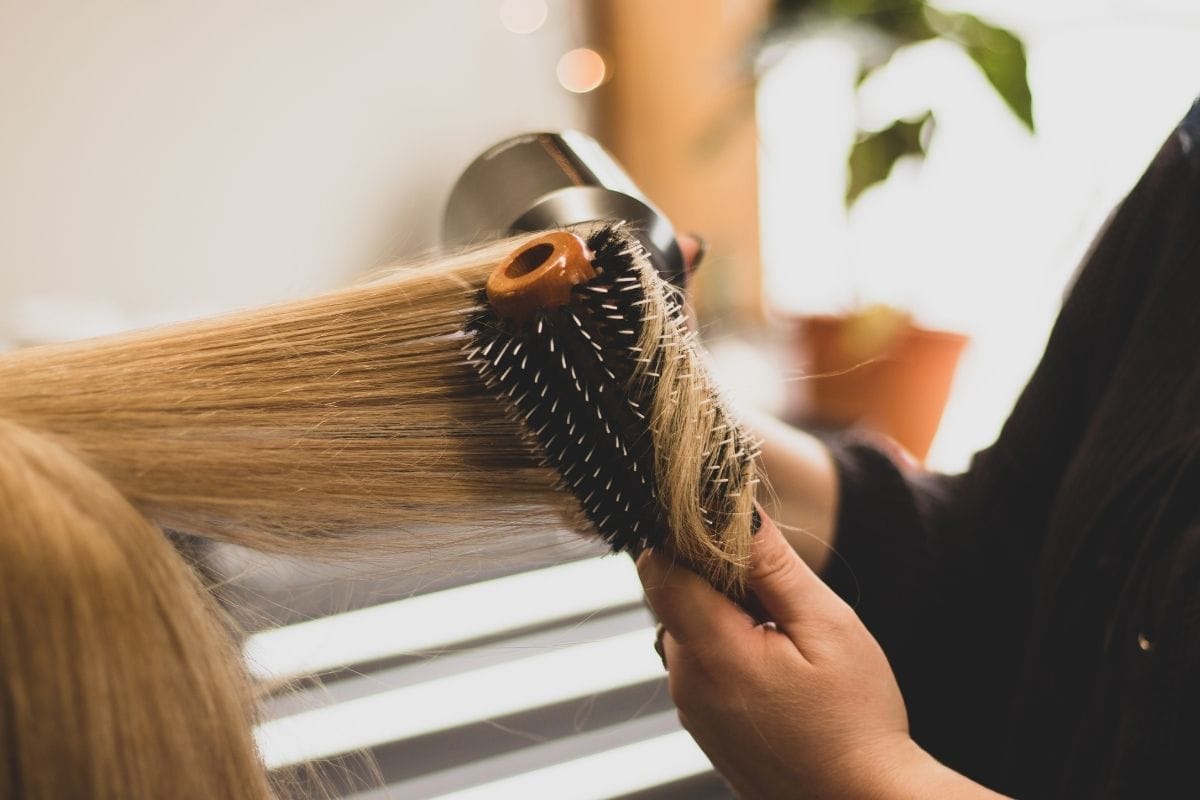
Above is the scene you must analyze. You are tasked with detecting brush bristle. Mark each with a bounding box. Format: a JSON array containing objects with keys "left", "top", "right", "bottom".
[{"left": 463, "top": 225, "right": 757, "bottom": 588}]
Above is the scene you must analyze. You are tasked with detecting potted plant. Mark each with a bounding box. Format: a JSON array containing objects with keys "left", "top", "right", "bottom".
[{"left": 759, "top": 0, "right": 1035, "bottom": 460}]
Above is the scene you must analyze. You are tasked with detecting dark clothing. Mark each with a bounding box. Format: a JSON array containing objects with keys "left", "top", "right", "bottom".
[{"left": 821, "top": 97, "right": 1200, "bottom": 799}]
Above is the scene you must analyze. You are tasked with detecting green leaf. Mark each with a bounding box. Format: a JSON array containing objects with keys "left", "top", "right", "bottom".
[
  {"left": 868, "top": 2, "right": 937, "bottom": 43},
  {"left": 846, "top": 111, "right": 933, "bottom": 205},
  {"left": 927, "top": 9, "right": 1034, "bottom": 131},
  {"left": 763, "top": 0, "right": 936, "bottom": 58}
]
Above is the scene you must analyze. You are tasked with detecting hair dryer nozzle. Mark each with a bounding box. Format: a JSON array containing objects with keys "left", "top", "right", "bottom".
[{"left": 442, "top": 131, "right": 685, "bottom": 288}]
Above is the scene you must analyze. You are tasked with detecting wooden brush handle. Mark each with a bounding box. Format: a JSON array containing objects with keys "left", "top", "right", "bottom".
[{"left": 486, "top": 232, "right": 596, "bottom": 320}]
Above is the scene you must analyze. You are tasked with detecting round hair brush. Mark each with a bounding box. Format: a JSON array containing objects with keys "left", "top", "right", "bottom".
[{"left": 463, "top": 225, "right": 759, "bottom": 595}]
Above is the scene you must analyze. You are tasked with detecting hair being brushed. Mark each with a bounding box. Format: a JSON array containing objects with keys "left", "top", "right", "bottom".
[{"left": 0, "top": 227, "right": 758, "bottom": 797}]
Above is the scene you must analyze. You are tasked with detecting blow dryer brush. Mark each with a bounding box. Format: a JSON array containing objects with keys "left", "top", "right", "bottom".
[{"left": 463, "top": 225, "right": 759, "bottom": 595}]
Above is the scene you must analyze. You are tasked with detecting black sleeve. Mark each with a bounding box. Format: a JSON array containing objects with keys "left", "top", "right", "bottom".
[{"left": 815, "top": 99, "right": 1200, "bottom": 782}]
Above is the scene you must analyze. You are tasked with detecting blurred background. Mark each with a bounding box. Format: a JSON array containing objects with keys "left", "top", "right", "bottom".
[{"left": 2, "top": 1, "right": 1198, "bottom": 798}]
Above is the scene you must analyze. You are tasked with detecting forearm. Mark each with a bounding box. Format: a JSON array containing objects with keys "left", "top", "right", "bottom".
[{"left": 741, "top": 406, "right": 839, "bottom": 572}]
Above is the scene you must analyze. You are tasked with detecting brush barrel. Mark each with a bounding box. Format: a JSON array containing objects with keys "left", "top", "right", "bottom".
[{"left": 464, "top": 226, "right": 758, "bottom": 593}]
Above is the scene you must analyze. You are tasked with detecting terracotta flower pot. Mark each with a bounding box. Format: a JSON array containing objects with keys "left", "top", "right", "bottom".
[{"left": 787, "top": 308, "right": 968, "bottom": 462}]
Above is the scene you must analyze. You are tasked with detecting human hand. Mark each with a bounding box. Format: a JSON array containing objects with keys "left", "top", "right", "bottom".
[
  {"left": 677, "top": 232, "right": 707, "bottom": 292},
  {"left": 637, "top": 510, "right": 1004, "bottom": 799}
]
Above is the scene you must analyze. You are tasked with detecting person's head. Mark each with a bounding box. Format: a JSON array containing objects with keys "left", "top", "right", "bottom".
[{"left": 0, "top": 419, "right": 272, "bottom": 798}]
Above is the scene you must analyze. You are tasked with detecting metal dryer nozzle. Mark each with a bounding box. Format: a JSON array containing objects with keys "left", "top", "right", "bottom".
[{"left": 442, "top": 131, "right": 685, "bottom": 288}]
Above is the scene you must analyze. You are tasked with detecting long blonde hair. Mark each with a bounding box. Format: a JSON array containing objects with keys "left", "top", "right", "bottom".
[
  {"left": 0, "top": 232, "right": 753, "bottom": 797},
  {"left": 0, "top": 239, "right": 565, "bottom": 554}
]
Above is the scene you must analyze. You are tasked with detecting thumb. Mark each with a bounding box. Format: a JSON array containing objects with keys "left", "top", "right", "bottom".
[{"left": 747, "top": 507, "right": 850, "bottom": 649}]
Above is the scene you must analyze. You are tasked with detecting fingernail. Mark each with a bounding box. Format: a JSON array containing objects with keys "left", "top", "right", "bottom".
[{"left": 688, "top": 233, "right": 708, "bottom": 274}]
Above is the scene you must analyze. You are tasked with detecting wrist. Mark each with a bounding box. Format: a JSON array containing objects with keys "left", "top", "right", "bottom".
[
  {"left": 819, "top": 735, "right": 919, "bottom": 800},
  {"left": 866, "top": 739, "right": 1009, "bottom": 800},
  {"left": 840, "top": 738, "right": 1008, "bottom": 800}
]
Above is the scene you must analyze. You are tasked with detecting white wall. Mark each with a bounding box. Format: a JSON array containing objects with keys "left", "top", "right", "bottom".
[{"left": 0, "top": 0, "right": 588, "bottom": 344}]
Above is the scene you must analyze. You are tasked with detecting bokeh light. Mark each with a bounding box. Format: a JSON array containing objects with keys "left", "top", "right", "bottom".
[
  {"left": 556, "top": 47, "right": 606, "bottom": 93},
  {"left": 499, "top": 0, "right": 547, "bottom": 35}
]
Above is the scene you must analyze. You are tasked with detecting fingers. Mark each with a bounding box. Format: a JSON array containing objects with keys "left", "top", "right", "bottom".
[
  {"left": 676, "top": 233, "right": 708, "bottom": 292},
  {"left": 636, "top": 548, "right": 751, "bottom": 646},
  {"left": 677, "top": 233, "right": 707, "bottom": 275},
  {"left": 637, "top": 508, "right": 855, "bottom": 660},
  {"left": 747, "top": 509, "right": 852, "bottom": 652}
]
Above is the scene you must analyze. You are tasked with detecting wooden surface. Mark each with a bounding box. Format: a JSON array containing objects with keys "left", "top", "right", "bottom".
[{"left": 591, "top": 0, "right": 769, "bottom": 321}]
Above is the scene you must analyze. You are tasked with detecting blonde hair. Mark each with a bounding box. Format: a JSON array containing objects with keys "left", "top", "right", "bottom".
[
  {"left": 0, "top": 232, "right": 755, "bottom": 797},
  {"left": 0, "top": 418, "right": 272, "bottom": 799},
  {"left": 0, "top": 239, "right": 565, "bottom": 555}
]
